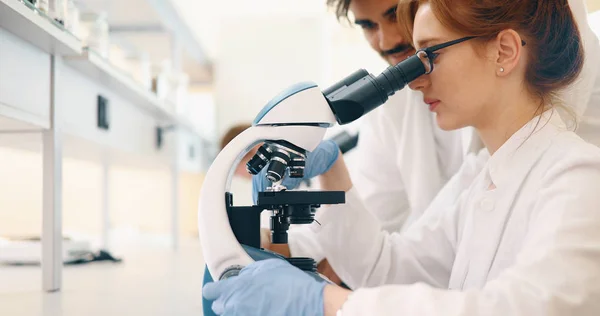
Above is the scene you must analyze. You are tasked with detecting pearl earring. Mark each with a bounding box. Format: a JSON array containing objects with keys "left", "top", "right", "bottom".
[{"left": 500, "top": 67, "right": 505, "bottom": 73}]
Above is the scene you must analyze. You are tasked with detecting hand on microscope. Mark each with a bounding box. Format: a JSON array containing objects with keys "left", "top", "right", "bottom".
[{"left": 203, "top": 258, "right": 329, "bottom": 316}]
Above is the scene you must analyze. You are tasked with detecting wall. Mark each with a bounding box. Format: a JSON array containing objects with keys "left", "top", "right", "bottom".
[
  {"left": 213, "top": 11, "right": 388, "bottom": 138},
  {"left": 171, "top": 0, "right": 328, "bottom": 61},
  {"left": 588, "top": 0, "right": 600, "bottom": 12},
  {"left": 214, "top": 13, "right": 331, "bottom": 136}
]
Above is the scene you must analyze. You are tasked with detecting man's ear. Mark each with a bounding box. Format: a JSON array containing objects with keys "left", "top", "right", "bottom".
[{"left": 494, "top": 29, "right": 523, "bottom": 76}]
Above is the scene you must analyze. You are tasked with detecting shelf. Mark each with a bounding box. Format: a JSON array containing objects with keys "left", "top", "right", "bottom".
[
  {"left": 79, "top": 0, "right": 206, "bottom": 63},
  {"left": 64, "top": 49, "right": 177, "bottom": 123},
  {"left": 0, "top": 102, "right": 49, "bottom": 130},
  {"left": 78, "top": 0, "right": 210, "bottom": 83},
  {"left": 0, "top": 0, "right": 81, "bottom": 55}
]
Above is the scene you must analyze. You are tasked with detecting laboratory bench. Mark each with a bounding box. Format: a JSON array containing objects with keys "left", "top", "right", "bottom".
[{"left": 0, "top": 0, "right": 209, "bottom": 292}]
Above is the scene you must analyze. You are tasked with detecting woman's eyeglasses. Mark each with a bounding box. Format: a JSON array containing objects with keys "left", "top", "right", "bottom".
[{"left": 416, "top": 36, "right": 527, "bottom": 74}]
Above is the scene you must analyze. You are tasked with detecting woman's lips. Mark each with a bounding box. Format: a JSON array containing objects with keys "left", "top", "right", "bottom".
[
  {"left": 424, "top": 98, "right": 440, "bottom": 111},
  {"left": 429, "top": 101, "right": 440, "bottom": 111}
]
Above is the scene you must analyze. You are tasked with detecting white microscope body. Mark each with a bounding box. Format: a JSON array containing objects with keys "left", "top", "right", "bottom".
[
  {"left": 198, "top": 53, "right": 427, "bottom": 282},
  {"left": 198, "top": 82, "right": 337, "bottom": 280}
]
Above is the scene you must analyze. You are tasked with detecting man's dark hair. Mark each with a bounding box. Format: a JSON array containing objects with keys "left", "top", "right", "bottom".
[{"left": 327, "top": 0, "right": 352, "bottom": 21}]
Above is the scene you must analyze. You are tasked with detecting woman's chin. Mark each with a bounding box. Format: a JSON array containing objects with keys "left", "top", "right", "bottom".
[{"left": 435, "top": 115, "right": 463, "bottom": 131}]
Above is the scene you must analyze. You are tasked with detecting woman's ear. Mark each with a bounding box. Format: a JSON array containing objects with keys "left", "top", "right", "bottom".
[{"left": 494, "top": 29, "right": 523, "bottom": 76}]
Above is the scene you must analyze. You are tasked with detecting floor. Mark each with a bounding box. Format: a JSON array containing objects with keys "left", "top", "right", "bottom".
[{"left": 0, "top": 237, "right": 206, "bottom": 316}]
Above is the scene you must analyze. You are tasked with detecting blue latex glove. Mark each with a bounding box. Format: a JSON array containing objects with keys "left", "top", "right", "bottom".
[
  {"left": 203, "top": 259, "right": 326, "bottom": 316},
  {"left": 252, "top": 140, "right": 340, "bottom": 203}
]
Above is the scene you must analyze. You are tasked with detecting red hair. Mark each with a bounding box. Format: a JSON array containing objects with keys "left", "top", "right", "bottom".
[{"left": 397, "top": 0, "right": 584, "bottom": 104}]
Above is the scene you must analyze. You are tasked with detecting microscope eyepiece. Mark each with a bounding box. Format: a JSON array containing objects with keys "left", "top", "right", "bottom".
[
  {"left": 325, "top": 53, "right": 427, "bottom": 125},
  {"left": 246, "top": 144, "right": 272, "bottom": 175}
]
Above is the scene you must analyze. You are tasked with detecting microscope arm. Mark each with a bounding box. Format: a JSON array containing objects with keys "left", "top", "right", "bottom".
[{"left": 199, "top": 125, "right": 329, "bottom": 280}]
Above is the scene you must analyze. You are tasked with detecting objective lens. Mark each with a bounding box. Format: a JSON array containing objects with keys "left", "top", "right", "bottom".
[
  {"left": 266, "top": 150, "right": 290, "bottom": 182},
  {"left": 288, "top": 157, "right": 305, "bottom": 178},
  {"left": 246, "top": 144, "right": 272, "bottom": 175}
]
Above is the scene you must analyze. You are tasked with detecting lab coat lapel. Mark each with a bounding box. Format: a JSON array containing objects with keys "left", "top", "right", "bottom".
[
  {"left": 464, "top": 116, "right": 560, "bottom": 289},
  {"left": 465, "top": 163, "right": 532, "bottom": 288}
]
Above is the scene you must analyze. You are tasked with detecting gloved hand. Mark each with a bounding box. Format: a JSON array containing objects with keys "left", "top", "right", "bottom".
[
  {"left": 203, "top": 259, "right": 326, "bottom": 316},
  {"left": 252, "top": 140, "right": 340, "bottom": 203}
]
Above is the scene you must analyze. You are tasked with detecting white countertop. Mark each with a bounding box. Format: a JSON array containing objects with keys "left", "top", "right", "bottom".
[{"left": 0, "top": 237, "right": 206, "bottom": 316}]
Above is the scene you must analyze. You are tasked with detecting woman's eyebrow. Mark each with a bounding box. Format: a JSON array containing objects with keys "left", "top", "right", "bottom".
[{"left": 416, "top": 38, "right": 443, "bottom": 49}]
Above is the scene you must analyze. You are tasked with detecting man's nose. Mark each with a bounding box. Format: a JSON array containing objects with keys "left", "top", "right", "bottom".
[{"left": 378, "top": 23, "right": 404, "bottom": 52}]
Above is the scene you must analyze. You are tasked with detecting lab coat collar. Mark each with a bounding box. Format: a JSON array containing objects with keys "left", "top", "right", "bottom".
[{"left": 486, "top": 110, "right": 567, "bottom": 188}]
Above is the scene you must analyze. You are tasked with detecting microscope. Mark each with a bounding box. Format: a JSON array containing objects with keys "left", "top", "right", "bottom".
[{"left": 199, "top": 53, "right": 427, "bottom": 314}]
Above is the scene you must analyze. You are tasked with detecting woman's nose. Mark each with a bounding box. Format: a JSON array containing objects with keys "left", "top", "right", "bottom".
[{"left": 408, "top": 75, "right": 430, "bottom": 91}]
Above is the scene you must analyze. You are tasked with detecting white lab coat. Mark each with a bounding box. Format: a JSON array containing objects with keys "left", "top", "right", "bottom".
[
  {"left": 312, "top": 112, "right": 600, "bottom": 315},
  {"left": 286, "top": 0, "right": 600, "bottom": 263},
  {"left": 288, "top": 87, "right": 467, "bottom": 262}
]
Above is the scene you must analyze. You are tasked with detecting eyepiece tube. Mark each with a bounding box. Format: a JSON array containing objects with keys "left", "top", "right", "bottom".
[
  {"left": 323, "top": 69, "right": 370, "bottom": 96},
  {"left": 375, "top": 54, "right": 427, "bottom": 96},
  {"left": 325, "top": 54, "right": 427, "bottom": 125}
]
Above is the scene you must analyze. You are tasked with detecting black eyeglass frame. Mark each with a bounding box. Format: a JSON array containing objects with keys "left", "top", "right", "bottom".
[{"left": 416, "top": 36, "right": 527, "bottom": 75}]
